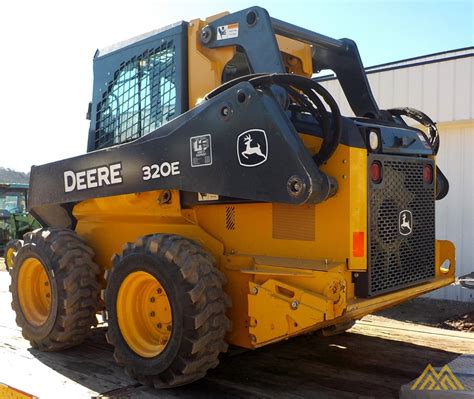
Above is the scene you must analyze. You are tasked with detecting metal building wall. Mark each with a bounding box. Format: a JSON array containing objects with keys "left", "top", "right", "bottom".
[
  {"left": 434, "top": 122, "right": 473, "bottom": 301},
  {"left": 319, "top": 48, "right": 474, "bottom": 302},
  {"left": 318, "top": 48, "right": 473, "bottom": 121}
]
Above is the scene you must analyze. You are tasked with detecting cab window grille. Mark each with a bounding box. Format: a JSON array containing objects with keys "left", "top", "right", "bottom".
[{"left": 94, "top": 41, "right": 176, "bottom": 150}]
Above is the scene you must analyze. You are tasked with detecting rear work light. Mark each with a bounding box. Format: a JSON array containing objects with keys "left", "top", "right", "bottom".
[
  {"left": 368, "top": 130, "right": 380, "bottom": 151},
  {"left": 370, "top": 161, "right": 383, "bottom": 183},
  {"left": 423, "top": 164, "right": 433, "bottom": 184}
]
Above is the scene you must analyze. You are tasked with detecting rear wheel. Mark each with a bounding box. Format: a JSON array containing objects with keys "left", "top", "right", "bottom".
[
  {"left": 10, "top": 229, "right": 101, "bottom": 351},
  {"left": 5, "top": 239, "right": 23, "bottom": 271},
  {"left": 105, "top": 234, "right": 231, "bottom": 388}
]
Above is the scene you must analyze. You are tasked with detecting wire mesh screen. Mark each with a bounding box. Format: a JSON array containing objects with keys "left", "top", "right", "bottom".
[
  {"left": 367, "top": 155, "right": 435, "bottom": 296},
  {"left": 93, "top": 41, "right": 176, "bottom": 150}
]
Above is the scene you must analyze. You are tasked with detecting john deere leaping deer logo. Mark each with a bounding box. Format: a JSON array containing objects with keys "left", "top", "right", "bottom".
[
  {"left": 242, "top": 135, "right": 265, "bottom": 159},
  {"left": 237, "top": 129, "right": 268, "bottom": 167},
  {"left": 399, "top": 210, "right": 413, "bottom": 236}
]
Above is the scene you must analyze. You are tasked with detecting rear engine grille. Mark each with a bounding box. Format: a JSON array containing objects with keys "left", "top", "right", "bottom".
[{"left": 361, "top": 155, "right": 435, "bottom": 297}]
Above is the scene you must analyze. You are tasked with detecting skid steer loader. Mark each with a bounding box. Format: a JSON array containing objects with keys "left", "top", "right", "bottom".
[{"left": 10, "top": 6, "right": 455, "bottom": 388}]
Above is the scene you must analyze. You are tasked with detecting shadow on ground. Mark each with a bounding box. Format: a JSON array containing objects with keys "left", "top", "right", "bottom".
[
  {"left": 29, "top": 325, "right": 461, "bottom": 399},
  {"left": 376, "top": 297, "right": 474, "bottom": 330}
]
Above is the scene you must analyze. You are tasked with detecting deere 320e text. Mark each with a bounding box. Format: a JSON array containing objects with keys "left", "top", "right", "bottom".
[{"left": 10, "top": 7, "right": 455, "bottom": 388}]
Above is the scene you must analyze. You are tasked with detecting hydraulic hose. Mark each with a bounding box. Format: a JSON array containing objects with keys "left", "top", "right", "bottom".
[
  {"left": 206, "top": 73, "right": 342, "bottom": 165},
  {"left": 388, "top": 107, "right": 440, "bottom": 154}
]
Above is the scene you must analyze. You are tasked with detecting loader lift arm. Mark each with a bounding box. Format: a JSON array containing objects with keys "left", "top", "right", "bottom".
[{"left": 28, "top": 77, "right": 338, "bottom": 228}]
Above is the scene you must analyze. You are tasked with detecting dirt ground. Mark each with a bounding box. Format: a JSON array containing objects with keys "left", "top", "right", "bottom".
[{"left": 375, "top": 296, "right": 474, "bottom": 333}]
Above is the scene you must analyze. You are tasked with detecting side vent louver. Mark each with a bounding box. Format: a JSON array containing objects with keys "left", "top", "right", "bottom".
[{"left": 226, "top": 207, "right": 235, "bottom": 230}]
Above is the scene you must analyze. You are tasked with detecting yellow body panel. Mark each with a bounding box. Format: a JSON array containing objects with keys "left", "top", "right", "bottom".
[
  {"left": 74, "top": 191, "right": 224, "bottom": 269},
  {"left": 188, "top": 14, "right": 235, "bottom": 107},
  {"left": 275, "top": 35, "right": 313, "bottom": 77},
  {"left": 72, "top": 16, "right": 455, "bottom": 350},
  {"left": 0, "top": 383, "right": 36, "bottom": 399}
]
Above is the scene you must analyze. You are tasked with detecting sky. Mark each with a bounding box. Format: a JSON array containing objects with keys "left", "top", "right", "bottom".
[{"left": 0, "top": 0, "right": 472, "bottom": 172}]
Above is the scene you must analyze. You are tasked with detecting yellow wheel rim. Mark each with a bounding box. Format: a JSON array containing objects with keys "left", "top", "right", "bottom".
[
  {"left": 5, "top": 247, "right": 15, "bottom": 269},
  {"left": 17, "top": 258, "right": 52, "bottom": 326},
  {"left": 117, "top": 271, "right": 173, "bottom": 358}
]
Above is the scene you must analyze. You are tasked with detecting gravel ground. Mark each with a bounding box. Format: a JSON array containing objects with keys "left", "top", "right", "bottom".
[{"left": 442, "top": 312, "right": 474, "bottom": 332}]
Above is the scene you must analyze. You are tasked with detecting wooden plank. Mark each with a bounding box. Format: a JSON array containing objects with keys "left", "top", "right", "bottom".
[{"left": 353, "top": 315, "right": 474, "bottom": 354}]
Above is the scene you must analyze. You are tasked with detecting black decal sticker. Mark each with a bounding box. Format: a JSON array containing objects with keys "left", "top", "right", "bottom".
[
  {"left": 399, "top": 210, "right": 413, "bottom": 236},
  {"left": 190, "top": 134, "right": 212, "bottom": 167},
  {"left": 237, "top": 129, "right": 268, "bottom": 167}
]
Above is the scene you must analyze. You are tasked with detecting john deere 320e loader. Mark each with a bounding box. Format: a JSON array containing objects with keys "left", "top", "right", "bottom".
[{"left": 10, "top": 6, "right": 455, "bottom": 388}]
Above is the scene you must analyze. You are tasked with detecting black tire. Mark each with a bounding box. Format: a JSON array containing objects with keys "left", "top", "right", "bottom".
[
  {"left": 5, "top": 239, "right": 23, "bottom": 271},
  {"left": 10, "top": 228, "right": 101, "bottom": 351},
  {"left": 105, "top": 234, "right": 231, "bottom": 388}
]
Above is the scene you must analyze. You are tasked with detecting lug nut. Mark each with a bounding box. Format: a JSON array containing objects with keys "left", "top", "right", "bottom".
[
  {"left": 150, "top": 311, "right": 155, "bottom": 317},
  {"left": 157, "top": 288, "right": 162, "bottom": 294},
  {"left": 150, "top": 297, "right": 155, "bottom": 303},
  {"left": 156, "top": 323, "right": 162, "bottom": 329}
]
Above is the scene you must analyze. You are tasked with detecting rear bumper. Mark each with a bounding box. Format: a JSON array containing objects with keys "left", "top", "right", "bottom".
[
  {"left": 237, "top": 240, "right": 455, "bottom": 348},
  {"left": 347, "top": 239, "right": 455, "bottom": 321}
]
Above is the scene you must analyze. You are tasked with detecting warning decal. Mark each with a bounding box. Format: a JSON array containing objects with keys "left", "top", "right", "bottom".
[{"left": 216, "top": 23, "right": 239, "bottom": 40}]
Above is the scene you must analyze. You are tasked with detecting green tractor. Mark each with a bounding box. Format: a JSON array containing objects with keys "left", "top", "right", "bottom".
[{"left": 0, "top": 183, "right": 41, "bottom": 270}]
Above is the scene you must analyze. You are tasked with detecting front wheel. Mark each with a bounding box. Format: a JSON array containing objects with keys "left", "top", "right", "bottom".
[
  {"left": 10, "top": 229, "right": 101, "bottom": 351},
  {"left": 105, "top": 234, "right": 231, "bottom": 388}
]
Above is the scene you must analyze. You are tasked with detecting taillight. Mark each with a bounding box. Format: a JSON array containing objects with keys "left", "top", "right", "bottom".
[
  {"left": 370, "top": 161, "right": 382, "bottom": 183},
  {"left": 423, "top": 164, "right": 433, "bottom": 184}
]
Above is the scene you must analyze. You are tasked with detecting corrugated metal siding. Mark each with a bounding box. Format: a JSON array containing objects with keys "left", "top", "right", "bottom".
[
  {"left": 319, "top": 53, "right": 474, "bottom": 123},
  {"left": 319, "top": 51, "right": 474, "bottom": 302},
  {"left": 428, "top": 124, "right": 474, "bottom": 302}
]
